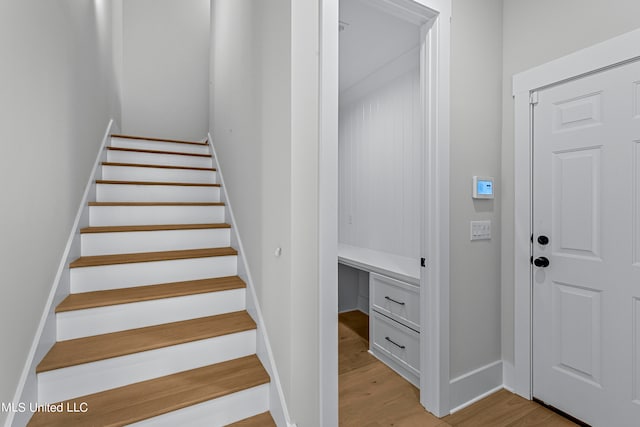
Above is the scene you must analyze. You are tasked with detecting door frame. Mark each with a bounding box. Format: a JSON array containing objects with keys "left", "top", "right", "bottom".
[
  {"left": 512, "top": 27, "right": 640, "bottom": 400},
  {"left": 319, "top": 0, "right": 452, "bottom": 419}
]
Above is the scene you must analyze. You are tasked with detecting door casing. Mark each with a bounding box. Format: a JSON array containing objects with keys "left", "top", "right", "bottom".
[
  {"left": 512, "top": 27, "right": 640, "bottom": 399},
  {"left": 319, "top": 0, "right": 452, "bottom": 419}
]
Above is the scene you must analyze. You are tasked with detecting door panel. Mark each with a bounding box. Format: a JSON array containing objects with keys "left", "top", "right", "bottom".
[
  {"left": 533, "top": 59, "right": 640, "bottom": 426},
  {"left": 552, "top": 92, "right": 602, "bottom": 132},
  {"left": 552, "top": 148, "right": 601, "bottom": 258},
  {"left": 552, "top": 282, "right": 602, "bottom": 385}
]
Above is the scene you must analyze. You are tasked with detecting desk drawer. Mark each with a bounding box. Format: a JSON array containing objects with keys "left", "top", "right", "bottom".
[
  {"left": 370, "top": 273, "right": 420, "bottom": 331},
  {"left": 371, "top": 311, "right": 420, "bottom": 376}
]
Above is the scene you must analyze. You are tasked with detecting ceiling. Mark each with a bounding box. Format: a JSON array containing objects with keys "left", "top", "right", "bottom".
[{"left": 339, "top": 0, "right": 420, "bottom": 93}]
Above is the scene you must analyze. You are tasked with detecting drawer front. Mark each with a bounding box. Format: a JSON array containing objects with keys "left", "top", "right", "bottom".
[
  {"left": 371, "top": 311, "right": 420, "bottom": 375},
  {"left": 370, "top": 273, "right": 420, "bottom": 331}
]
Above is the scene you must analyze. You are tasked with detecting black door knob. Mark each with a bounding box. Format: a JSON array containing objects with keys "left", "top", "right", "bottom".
[
  {"left": 537, "top": 235, "right": 549, "bottom": 245},
  {"left": 534, "top": 256, "right": 550, "bottom": 268}
]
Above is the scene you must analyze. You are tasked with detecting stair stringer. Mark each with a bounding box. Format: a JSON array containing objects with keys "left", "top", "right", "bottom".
[
  {"left": 5, "top": 120, "right": 118, "bottom": 427},
  {"left": 208, "top": 134, "right": 296, "bottom": 427}
]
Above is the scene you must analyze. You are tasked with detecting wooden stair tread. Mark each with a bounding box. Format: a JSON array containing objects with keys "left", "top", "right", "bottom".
[
  {"left": 57, "top": 276, "right": 246, "bottom": 312},
  {"left": 103, "top": 161, "right": 215, "bottom": 171},
  {"left": 96, "top": 179, "right": 220, "bottom": 187},
  {"left": 111, "top": 133, "right": 208, "bottom": 146},
  {"left": 28, "top": 355, "right": 269, "bottom": 427},
  {"left": 37, "top": 311, "right": 256, "bottom": 373},
  {"left": 81, "top": 223, "right": 231, "bottom": 234},
  {"left": 70, "top": 247, "right": 237, "bottom": 268},
  {"left": 107, "top": 146, "right": 211, "bottom": 158},
  {"left": 89, "top": 201, "right": 224, "bottom": 206},
  {"left": 227, "top": 412, "right": 277, "bottom": 426}
]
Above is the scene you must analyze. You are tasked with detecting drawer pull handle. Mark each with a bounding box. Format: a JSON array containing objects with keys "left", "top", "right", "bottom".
[
  {"left": 385, "top": 336, "right": 406, "bottom": 349},
  {"left": 385, "top": 296, "right": 405, "bottom": 306}
]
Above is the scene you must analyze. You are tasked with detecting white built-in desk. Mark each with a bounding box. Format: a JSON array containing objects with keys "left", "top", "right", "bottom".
[
  {"left": 337, "top": 243, "right": 420, "bottom": 286},
  {"left": 338, "top": 243, "right": 421, "bottom": 387}
]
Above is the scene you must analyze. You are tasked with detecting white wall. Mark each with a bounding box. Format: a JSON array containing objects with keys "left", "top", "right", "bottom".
[
  {"left": 121, "top": 0, "right": 209, "bottom": 141},
  {"left": 0, "top": 0, "right": 117, "bottom": 424},
  {"left": 338, "top": 265, "right": 369, "bottom": 313},
  {"left": 501, "top": 0, "right": 640, "bottom": 379},
  {"left": 210, "top": 0, "right": 323, "bottom": 425},
  {"left": 449, "top": 0, "right": 504, "bottom": 379},
  {"left": 339, "top": 67, "right": 422, "bottom": 259}
]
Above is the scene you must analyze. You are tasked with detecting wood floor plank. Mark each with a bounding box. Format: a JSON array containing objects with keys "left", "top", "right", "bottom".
[
  {"left": 102, "top": 161, "right": 215, "bottom": 171},
  {"left": 339, "top": 312, "right": 577, "bottom": 427},
  {"left": 504, "top": 406, "right": 578, "bottom": 427},
  {"left": 96, "top": 179, "right": 220, "bottom": 187},
  {"left": 56, "top": 276, "right": 246, "bottom": 312},
  {"left": 107, "top": 146, "right": 211, "bottom": 158},
  {"left": 89, "top": 201, "right": 224, "bottom": 206},
  {"left": 37, "top": 311, "right": 255, "bottom": 372},
  {"left": 80, "top": 223, "right": 231, "bottom": 234},
  {"left": 69, "top": 247, "right": 237, "bottom": 268},
  {"left": 339, "top": 310, "right": 369, "bottom": 341},
  {"left": 28, "top": 355, "right": 268, "bottom": 427},
  {"left": 338, "top": 318, "right": 375, "bottom": 375},
  {"left": 339, "top": 311, "right": 443, "bottom": 427},
  {"left": 111, "top": 134, "right": 208, "bottom": 146},
  {"left": 442, "top": 389, "right": 578, "bottom": 427},
  {"left": 227, "top": 412, "right": 277, "bottom": 426}
]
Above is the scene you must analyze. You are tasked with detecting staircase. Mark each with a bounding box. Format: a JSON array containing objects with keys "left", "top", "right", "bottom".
[{"left": 27, "top": 135, "right": 276, "bottom": 427}]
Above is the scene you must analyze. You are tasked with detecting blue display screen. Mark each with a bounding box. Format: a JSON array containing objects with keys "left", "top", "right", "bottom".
[{"left": 477, "top": 180, "right": 493, "bottom": 195}]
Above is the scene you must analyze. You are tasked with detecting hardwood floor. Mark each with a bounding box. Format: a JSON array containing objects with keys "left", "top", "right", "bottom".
[{"left": 339, "top": 311, "right": 578, "bottom": 427}]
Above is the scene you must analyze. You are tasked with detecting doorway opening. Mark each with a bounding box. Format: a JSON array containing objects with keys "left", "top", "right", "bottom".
[{"left": 335, "top": 0, "right": 450, "bottom": 419}]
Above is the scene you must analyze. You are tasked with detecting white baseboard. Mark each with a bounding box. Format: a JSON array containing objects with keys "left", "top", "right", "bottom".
[
  {"left": 337, "top": 308, "right": 368, "bottom": 315},
  {"left": 502, "top": 360, "right": 515, "bottom": 393},
  {"left": 207, "top": 134, "right": 293, "bottom": 427},
  {"left": 6, "top": 120, "right": 117, "bottom": 427},
  {"left": 449, "top": 360, "right": 503, "bottom": 413}
]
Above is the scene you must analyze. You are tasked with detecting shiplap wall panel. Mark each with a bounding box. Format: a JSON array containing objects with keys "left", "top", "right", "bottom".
[{"left": 339, "top": 67, "right": 421, "bottom": 259}]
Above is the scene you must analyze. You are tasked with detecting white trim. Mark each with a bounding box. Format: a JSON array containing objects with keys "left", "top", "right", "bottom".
[
  {"left": 512, "top": 27, "right": 640, "bottom": 400},
  {"left": 448, "top": 361, "right": 503, "bottom": 413},
  {"left": 513, "top": 27, "right": 640, "bottom": 96},
  {"left": 207, "top": 134, "right": 294, "bottom": 427},
  {"left": 502, "top": 359, "right": 516, "bottom": 392},
  {"left": 320, "top": 0, "right": 451, "bottom": 418},
  {"left": 417, "top": 0, "right": 451, "bottom": 417},
  {"left": 6, "top": 120, "right": 116, "bottom": 427},
  {"left": 319, "top": 0, "right": 339, "bottom": 425}
]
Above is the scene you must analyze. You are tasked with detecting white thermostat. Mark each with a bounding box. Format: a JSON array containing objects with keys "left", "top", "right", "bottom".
[{"left": 472, "top": 176, "right": 494, "bottom": 199}]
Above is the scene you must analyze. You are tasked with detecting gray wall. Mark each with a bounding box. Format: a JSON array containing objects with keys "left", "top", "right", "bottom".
[
  {"left": 210, "top": 1, "right": 322, "bottom": 425},
  {"left": 0, "top": 0, "right": 117, "bottom": 424},
  {"left": 121, "top": 0, "right": 210, "bottom": 141},
  {"left": 501, "top": 0, "right": 640, "bottom": 372},
  {"left": 449, "top": 0, "right": 504, "bottom": 379}
]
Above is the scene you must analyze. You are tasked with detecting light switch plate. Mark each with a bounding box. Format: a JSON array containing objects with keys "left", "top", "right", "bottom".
[{"left": 470, "top": 220, "right": 491, "bottom": 241}]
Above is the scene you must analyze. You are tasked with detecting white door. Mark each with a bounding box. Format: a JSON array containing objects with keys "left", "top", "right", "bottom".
[{"left": 533, "top": 59, "right": 640, "bottom": 426}]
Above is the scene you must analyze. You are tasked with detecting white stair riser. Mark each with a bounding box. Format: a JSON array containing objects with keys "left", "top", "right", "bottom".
[
  {"left": 102, "top": 165, "right": 217, "bottom": 184},
  {"left": 81, "top": 228, "right": 231, "bottom": 256},
  {"left": 37, "top": 330, "right": 256, "bottom": 404},
  {"left": 70, "top": 256, "right": 237, "bottom": 293},
  {"left": 129, "top": 384, "right": 270, "bottom": 427},
  {"left": 89, "top": 205, "right": 225, "bottom": 226},
  {"left": 107, "top": 150, "right": 213, "bottom": 169},
  {"left": 57, "top": 289, "right": 246, "bottom": 340},
  {"left": 96, "top": 184, "right": 221, "bottom": 203},
  {"left": 111, "top": 138, "right": 210, "bottom": 155}
]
